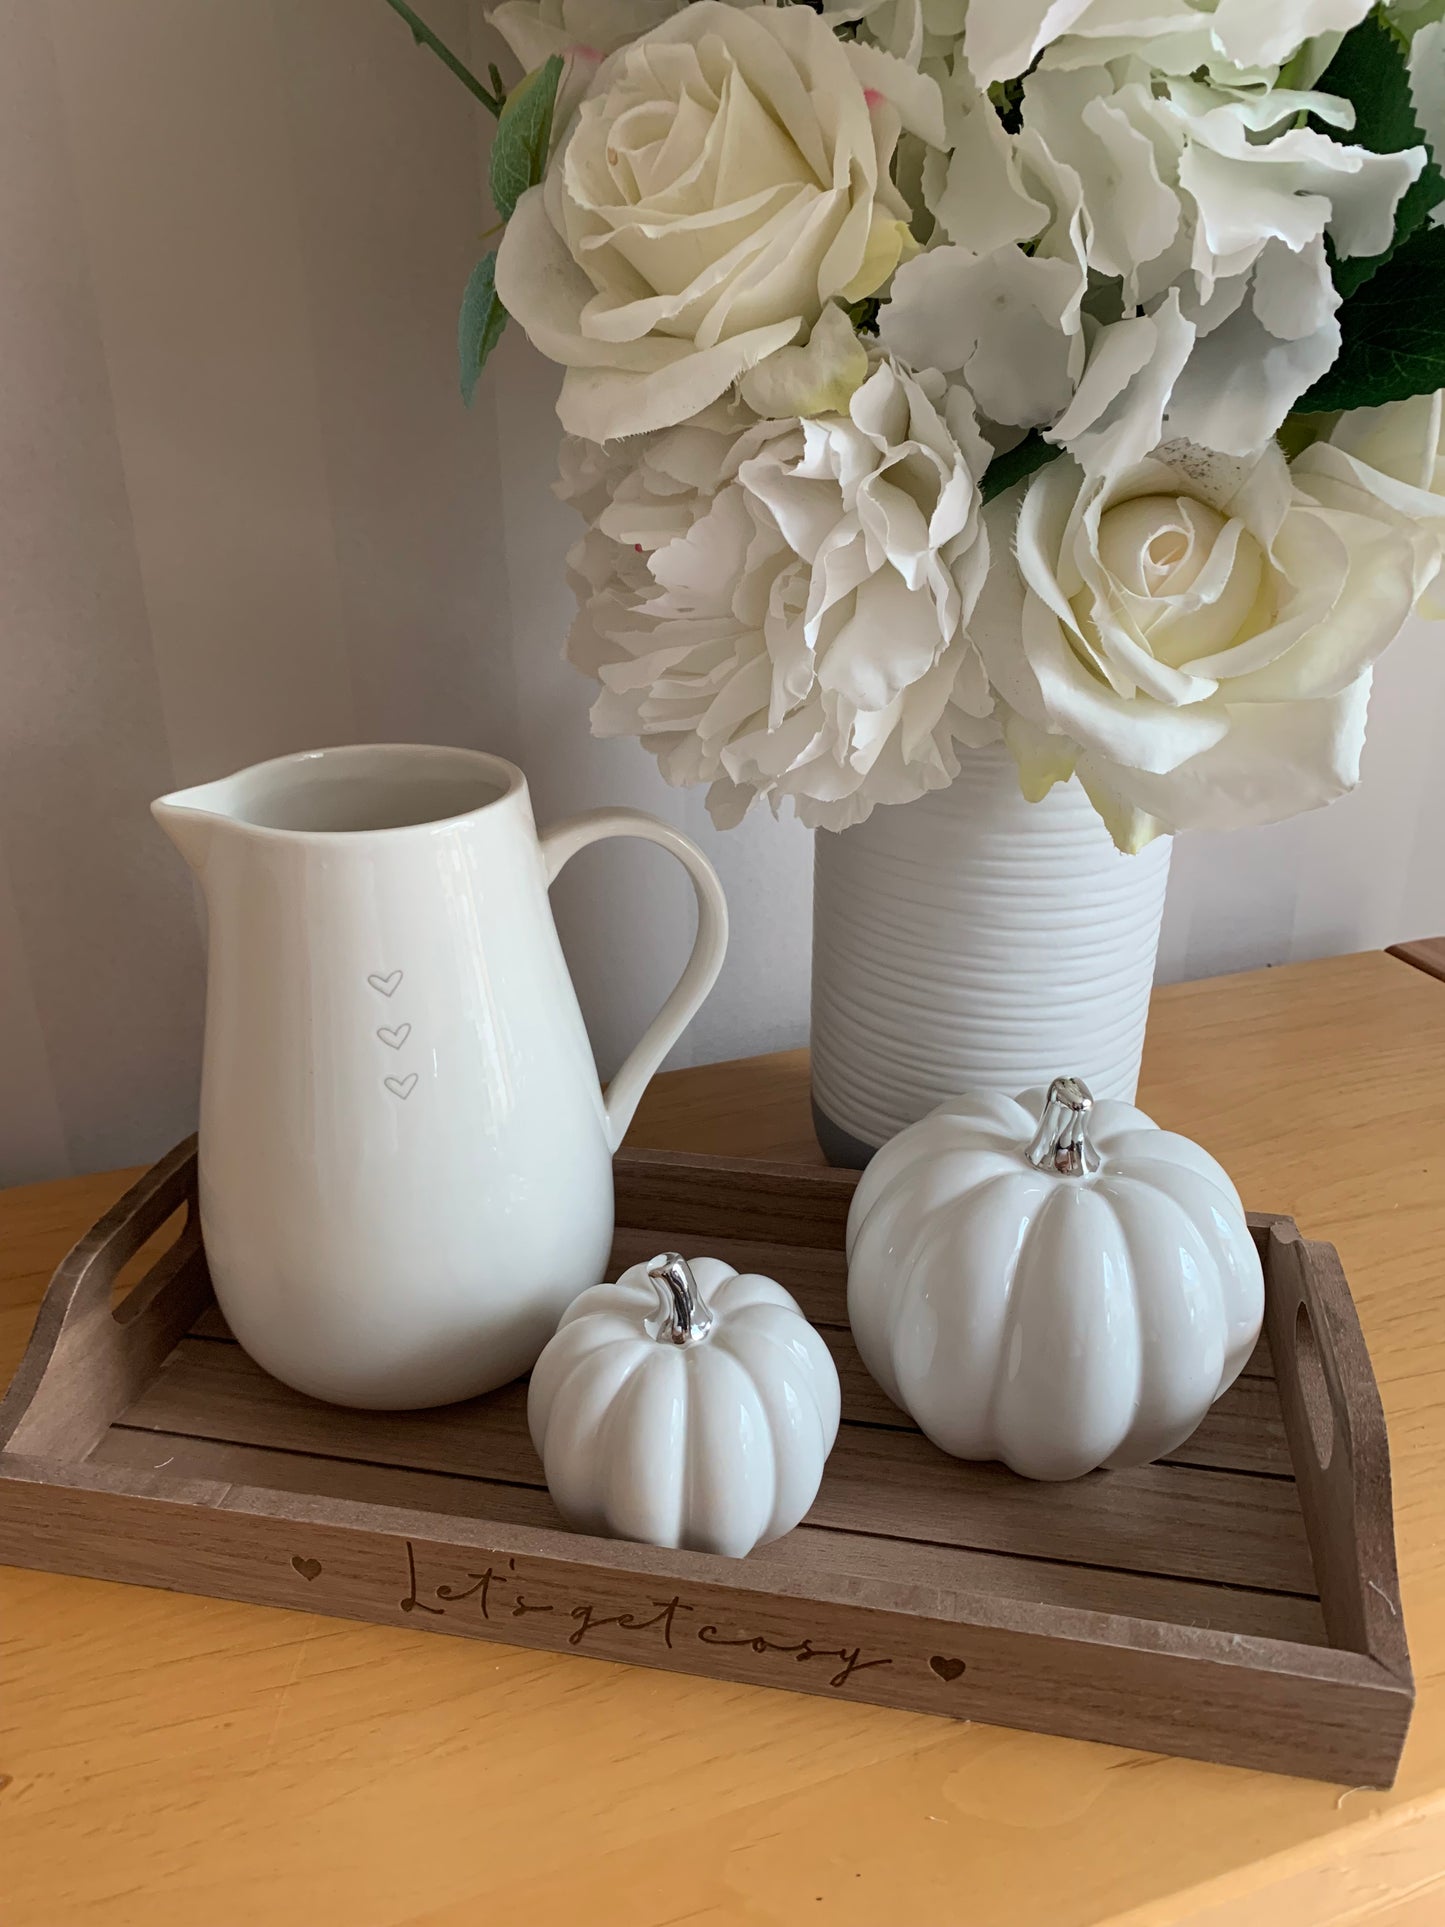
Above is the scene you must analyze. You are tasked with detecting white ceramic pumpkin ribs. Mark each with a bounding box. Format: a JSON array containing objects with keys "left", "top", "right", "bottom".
[
  {"left": 846, "top": 1079, "right": 1265, "bottom": 1481},
  {"left": 528, "top": 1254, "right": 841, "bottom": 1558}
]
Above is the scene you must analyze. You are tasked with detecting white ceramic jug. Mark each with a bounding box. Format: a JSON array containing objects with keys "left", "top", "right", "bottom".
[{"left": 154, "top": 744, "right": 727, "bottom": 1410}]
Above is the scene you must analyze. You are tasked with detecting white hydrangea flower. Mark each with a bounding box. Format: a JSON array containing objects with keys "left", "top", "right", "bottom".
[
  {"left": 1023, "top": 63, "right": 1425, "bottom": 458},
  {"left": 894, "top": 52, "right": 1425, "bottom": 465},
  {"left": 557, "top": 362, "right": 998, "bottom": 830},
  {"left": 494, "top": 2, "right": 943, "bottom": 441},
  {"left": 880, "top": 106, "right": 1088, "bottom": 429},
  {"left": 975, "top": 440, "right": 1419, "bottom": 850},
  {"left": 962, "top": 0, "right": 1376, "bottom": 92}
]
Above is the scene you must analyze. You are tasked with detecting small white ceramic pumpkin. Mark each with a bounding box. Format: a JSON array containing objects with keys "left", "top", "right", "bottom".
[
  {"left": 847, "top": 1078, "right": 1264, "bottom": 1481},
  {"left": 528, "top": 1253, "right": 841, "bottom": 1557}
]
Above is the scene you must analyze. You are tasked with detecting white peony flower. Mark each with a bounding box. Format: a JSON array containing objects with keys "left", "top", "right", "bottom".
[
  {"left": 494, "top": 2, "right": 944, "bottom": 442},
  {"left": 1294, "top": 393, "right": 1445, "bottom": 618},
  {"left": 976, "top": 440, "right": 1419, "bottom": 850},
  {"left": 962, "top": 0, "right": 1376, "bottom": 92},
  {"left": 557, "top": 361, "right": 998, "bottom": 829}
]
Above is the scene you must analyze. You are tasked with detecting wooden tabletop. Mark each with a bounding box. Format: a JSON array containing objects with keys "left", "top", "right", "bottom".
[{"left": 4, "top": 947, "right": 1445, "bottom": 1927}]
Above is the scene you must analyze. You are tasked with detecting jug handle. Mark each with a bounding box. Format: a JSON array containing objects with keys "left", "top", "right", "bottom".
[{"left": 540, "top": 810, "right": 729, "bottom": 1152}]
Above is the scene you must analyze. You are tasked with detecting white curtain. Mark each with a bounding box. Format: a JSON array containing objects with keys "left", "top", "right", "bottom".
[{"left": 1, "top": 0, "right": 1441, "bottom": 1183}]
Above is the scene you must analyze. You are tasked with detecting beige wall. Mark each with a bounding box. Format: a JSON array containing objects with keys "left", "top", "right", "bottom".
[{"left": 1, "top": 0, "right": 1441, "bottom": 1183}]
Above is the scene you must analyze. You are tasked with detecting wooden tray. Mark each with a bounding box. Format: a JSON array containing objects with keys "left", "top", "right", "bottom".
[{"left": 0, "top": 1141, "right": 1413, "bottom": 1784}]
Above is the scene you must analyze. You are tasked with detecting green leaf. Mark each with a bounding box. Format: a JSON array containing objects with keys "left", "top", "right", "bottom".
[
  {"left": 489, "top": 54, "right": 564, "bottom": 223},
  {"left": 1385, "top": 0, "right": 1445, "bottom": 46},
  {"left": 841, "top": 294, "right": 882, "bottom": 336},
  {"left": 981, "top": 430, "right": 1062, "bottom": 504},
  {"left": 458, "top": 253, "right": 507, "bottom": 405},
  {"left": 1314, "top": 14, "right": 1444, "bottom": 295},
  {"left": 1297, "top": 225, "right": 1445, "bottom": 410}
]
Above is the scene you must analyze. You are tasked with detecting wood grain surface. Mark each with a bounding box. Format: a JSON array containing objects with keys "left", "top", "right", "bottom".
[
  {"left": 1387, "top": 937, "right": 1445, "bottom": 985},
  {"left": 3, "top": 948, "right": 1445, "bottom": 1926}
]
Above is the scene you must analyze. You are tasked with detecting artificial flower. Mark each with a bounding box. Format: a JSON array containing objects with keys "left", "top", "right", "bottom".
[
  {"left": 881, "top": 119, "right": 1087, "bottom": 428},
  {"left": 495, "top": 2, "right": 943, "bottom": 441},
  {"left": 862, "top": 0, "right": 969, "bottom": 67},
  {"left": 488, "top": 0, "right": 903, "bottom": 122},
  {"left": 558, "top": 361, "right": 997, "bottom": 829},
  {"left": 962, "top": 0, "right": 1376, "bottom": 92},
  {"left": 737, "top": 300, "right": 871, "bottom": 419},
  {"left": 887, "top": 53, "right": 1421, "bottom": 456},
  {"left": 489, "top": 0, "right": 683, "bottom": 69},
  {"left": 1019, "top": 62, "right": 1424, "bottom": 456},
  {"left": 977, "top": 440, "right": 1419, "bottom": 849},
  {"left": 1294, "top": 393, "right": 1445, "bottom": 616}
]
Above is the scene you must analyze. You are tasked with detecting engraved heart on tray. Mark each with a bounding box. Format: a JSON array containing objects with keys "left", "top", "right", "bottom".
[
  {"left": 368, "top": 970, "right": 403, "bottom": 997},
  {"left": 377, "top": 1023, "right": 412, "bottom": 1049},
  {"left": 385, "top": 1073, "right": 418, "bottom": 1100}
]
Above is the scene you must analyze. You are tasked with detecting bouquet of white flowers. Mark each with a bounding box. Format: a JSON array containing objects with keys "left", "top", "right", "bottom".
[{"left": 392, "top": 0, "right": 1444, "bottom": 850}]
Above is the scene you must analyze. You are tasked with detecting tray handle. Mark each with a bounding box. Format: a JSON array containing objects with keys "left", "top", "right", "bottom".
[
  {"left": 1260, "top": 1216, "right": 1410, "bottom": 1680},
  {"left": 0, "top": 1137, "right": 210, "bottom": 1460}
]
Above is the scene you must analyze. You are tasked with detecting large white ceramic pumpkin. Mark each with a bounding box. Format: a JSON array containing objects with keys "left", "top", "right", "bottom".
[
  {"left": 528, "top": 1253, "right": 841, "bottom": 1557},
  {"left": 847, "top": 1078, "right": 1264, "bottom": 1480}
]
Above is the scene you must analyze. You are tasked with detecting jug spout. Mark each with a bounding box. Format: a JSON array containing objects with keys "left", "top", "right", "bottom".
[{"left": 152, "top": 782, "right": 231, "bottom": 875}]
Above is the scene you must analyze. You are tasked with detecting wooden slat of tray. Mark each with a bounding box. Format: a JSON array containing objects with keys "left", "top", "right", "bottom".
[
  {"left": 120, "top": 1333, "right": 1313, "bottom": 1594},
  {"left": 88, "top": 1424, "right": 1328, "bottom": 1645},
  {"left": 187, "top": 1305, "right": 1288, "bottom": 1474}
]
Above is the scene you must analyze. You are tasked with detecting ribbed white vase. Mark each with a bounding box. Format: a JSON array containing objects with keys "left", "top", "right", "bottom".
[{"left": 811, "top": 745, "right": 1172, "bottom": 1166}]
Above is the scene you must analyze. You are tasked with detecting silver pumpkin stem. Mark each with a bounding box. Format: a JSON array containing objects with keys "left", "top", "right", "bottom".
[
  {"left": 646, "top": 1253, "right": 714, "bottom": 1345},
  {"left": 1026, "top": 1076, "right": 1101, "bottom": 1178}
]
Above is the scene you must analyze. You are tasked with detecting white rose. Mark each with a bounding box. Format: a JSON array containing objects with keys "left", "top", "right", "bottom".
[
  {"left": 487, "top": 0, "right": 684, "bottom": 125},
  {"left": 495, "top": 3, "right": 944, "bottom": 442},
  {"left": 976, "top": 440, "right": 1419, "bottom": 850},
  {"left": 489, "top": 0, "right": 682, "bottom": 71},
  {"left": 1294, "top": 393, "right": 1445, "bottom": 618},
  {"left": 558, "top": 361, "right": 997, "bottom": 829},
  {"left": 488, "top": 0, "right": 899, "bottom": 122}
]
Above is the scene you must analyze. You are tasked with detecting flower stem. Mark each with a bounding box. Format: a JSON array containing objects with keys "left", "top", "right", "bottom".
[{"left": 381, "top": 0, "right": 504, "bottom": 117}]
